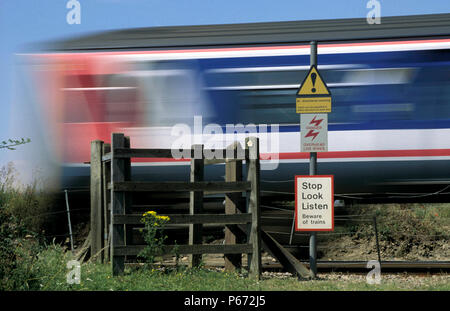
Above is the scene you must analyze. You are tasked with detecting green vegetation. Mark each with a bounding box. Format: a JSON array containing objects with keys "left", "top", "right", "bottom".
[
  {"left": 3, "top": 245, "right": 448, "bottom": 291},
  {"left": 350, "top": 203, "right": 449, "bottom": 240},
  {"left": 0, "top": 138, "right": 31, "bottom": 151},
  {"left": 0, "top": 163, "right": 57, "bottom": 234},
  {"left": 138, "top": 211, "right": 171, "bottom": 266},
  {"left": 318, "top": 202, "right": 450, "bottom": 261},
  {"left": 1, "top": 162, "right": 448, "bottom": 291},
  {"left": 0, "top": 162, "right": 57, "bottom": 290}
]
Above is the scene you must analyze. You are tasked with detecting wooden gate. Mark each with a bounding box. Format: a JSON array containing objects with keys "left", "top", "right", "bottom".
[{"left": 90, "top": 133, "right": 262, "bottom": 279}]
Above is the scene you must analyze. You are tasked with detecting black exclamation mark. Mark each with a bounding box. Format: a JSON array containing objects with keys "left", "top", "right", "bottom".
[{"left": 311, "top": 73, "right": 317, "bottom": 93}]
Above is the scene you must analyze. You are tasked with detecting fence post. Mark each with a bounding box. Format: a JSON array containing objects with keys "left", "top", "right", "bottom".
[
  {"left": 111, "top": 133, "right": 126, "bottom": 275},
  {"left": 123, "top": 136, "right": 132, "bottom": 261},
  {"left": 225, "top": 143, "right": 244, "bottom": 271},
  {"left": 90, "top": 140, "right": 104, "bottom": 263},
  {"left": 189, "top": 144, "right": 204, "bottom": 268},
  {"left": 245, "top": 137, "right": 261, "bottom": 279},
  {"left": 102, "top": 143, "right": 111, "bottom": 263}
]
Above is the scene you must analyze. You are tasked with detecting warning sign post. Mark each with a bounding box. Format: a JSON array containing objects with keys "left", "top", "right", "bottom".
[
  {"left": 291, "top": 40, "right": 334, "bottom": 279},
  {"left": 295, "top": 175, "right": 334, "bottom": 231}
]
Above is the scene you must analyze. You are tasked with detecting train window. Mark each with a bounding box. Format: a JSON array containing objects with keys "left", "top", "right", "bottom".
[
  {"left": 236, "top": 89, "right": 350, "bottom": 125},
  {"left": 206, "top": 69, "right": 307, "bottom": 88},
  {"left": 63, "top": 74, "right": 141, "bottom": 124},
  {"left": 236, "top": 84, "right": 415, "bottom": 125},
  {"left": 136, "top": 61, "right": 212, "bottom": 126},
  {"left": 103, "top": 75, "right": 140, "bottom": 123},
  {"left": 236, "top": 90, "right": 296, "bottom": 125},
  {"left": 437, "top": 79, "right": 450, "bottom": 119},
  {"left": 348, "top": 85, "right": 415, "bottom": 122},
  {"left": 340, "top": 68, "right": 416, "bottom": 86},
  {"left": 336, "top": 68, "right": 417, "bottom": 122},
  {"left": 205, "top": 65, "right": 359, "bottom": 125},
  {"left": 206, "top": 65, "right": 434, "bottom": 126},
  {"left": 204, "top": 64, "right": 362, "bottom": 90},
  {"left": 412, "top": 65, "right": 450, "bottom": 120},
  {"left": 63, "top": 74, "right": 104, "bottom": 123}
]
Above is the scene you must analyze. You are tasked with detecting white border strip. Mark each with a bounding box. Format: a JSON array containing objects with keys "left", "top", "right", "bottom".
[
  {"left": 113, "top": 41, "right": 450, "bottom": 61},
  {"left": 62, "top": 155, "right": 450, "bottom": 168}
]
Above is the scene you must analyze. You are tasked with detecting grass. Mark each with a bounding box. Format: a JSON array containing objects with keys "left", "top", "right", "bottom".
[{"left": 28, "top": 245, "right": 449, "bottom": 291}]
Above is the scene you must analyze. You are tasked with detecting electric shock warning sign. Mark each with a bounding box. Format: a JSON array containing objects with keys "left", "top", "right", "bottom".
[
  {"left": 300, "top": 113, "right": 328, "bottom": 152},
  {"left": 295, "top": 175, "right": 334, "bottom": 231}
]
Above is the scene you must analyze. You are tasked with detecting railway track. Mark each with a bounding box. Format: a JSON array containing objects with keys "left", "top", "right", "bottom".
[
  {"left": 261, "top": 261, "right": 450, "bottom": 273},
  {"left": 63, "top": 192, "right": 448, "bottom": 275},
  {"left": 151, "top": 259, "right": 450, "bottom": 274}
]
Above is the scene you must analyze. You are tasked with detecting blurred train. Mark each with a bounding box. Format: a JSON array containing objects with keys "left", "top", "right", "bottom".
[{"left": 12, "top": 14, "right": 450, "bottom": 199}]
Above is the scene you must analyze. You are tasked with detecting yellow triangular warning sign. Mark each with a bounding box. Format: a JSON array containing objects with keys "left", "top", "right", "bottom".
[{"left": 297, "top": 65, "right": 331, "bottom": 96}]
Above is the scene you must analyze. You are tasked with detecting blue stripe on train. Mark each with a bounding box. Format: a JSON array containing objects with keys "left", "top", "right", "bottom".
[
  {"left": 198, "top": 49, "right": 450, "bottom": 70},
  {"left": 217, "top": 119, "right": 450, "bottom": 133}
]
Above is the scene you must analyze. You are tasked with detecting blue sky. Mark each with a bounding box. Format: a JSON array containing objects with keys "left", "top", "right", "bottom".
[{"left": 0, "top": 0, "right": 449, "bottom": 169}]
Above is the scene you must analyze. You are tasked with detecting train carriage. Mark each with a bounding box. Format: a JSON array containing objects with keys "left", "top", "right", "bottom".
[{"left": 12, "top": 13, "right": 450, "bottom": 199}]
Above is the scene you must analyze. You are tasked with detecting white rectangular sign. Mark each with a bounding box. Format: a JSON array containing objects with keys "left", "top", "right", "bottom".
[
  {"left": 300, "top": 113, "right": 328, "bottom": 152},
  {"left": 295, "top": 175, "right": 334, "bottom": 231}
]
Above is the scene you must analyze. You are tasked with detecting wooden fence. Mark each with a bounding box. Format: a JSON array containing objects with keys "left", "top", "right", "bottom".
[{"left": 90, "top": 133, "right": 262, "bottom": 279}]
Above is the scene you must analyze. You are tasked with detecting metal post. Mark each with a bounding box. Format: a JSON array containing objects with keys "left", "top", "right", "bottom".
[
  {"left": 292, "top": 41, "right": 319, "bottom": 248},
  {"left": 309, "top": 41, "right": 318, "bottom": 278},
  {"left": 310, "top": 41, "right": 317, "bottom": 68},
  {"left": 373, "top": 215, "right": 382, "bottom": 268},
  {"left": 64, "top": 190, "right": 74, "bottom": 252}
]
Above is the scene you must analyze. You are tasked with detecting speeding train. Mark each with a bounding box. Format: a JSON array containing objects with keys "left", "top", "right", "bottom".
[{"left": 13, "top": 14, "right": 450, "bottom": 199}]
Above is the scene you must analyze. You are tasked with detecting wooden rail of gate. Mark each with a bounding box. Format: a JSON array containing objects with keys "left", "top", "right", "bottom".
[{"left": 90, "top": 133, "right": 261, "bottom": 279}]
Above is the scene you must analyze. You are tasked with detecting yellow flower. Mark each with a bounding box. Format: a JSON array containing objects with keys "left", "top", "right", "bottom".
[
  {"left": 143, "top": 210, "right": 157, "bottom": 217},
  {"left": 156, "top": 215, "right": 170, "bottom": 222}
]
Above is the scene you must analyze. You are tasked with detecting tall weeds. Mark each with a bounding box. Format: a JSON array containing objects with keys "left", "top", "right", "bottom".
[
  {"left": 0, "top": 162, "right": 57, "bottom": 235},
  {"left": 0, "top": 162, "right": 58, "bottom": 290}
]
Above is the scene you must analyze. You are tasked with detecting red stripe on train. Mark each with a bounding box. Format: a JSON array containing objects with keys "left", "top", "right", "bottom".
[
  {"left": 124, "top": 149, "right": 450, "bottom": 163},
  {"left": 277, "top": 149, "right": 450, "bottom": 159}
]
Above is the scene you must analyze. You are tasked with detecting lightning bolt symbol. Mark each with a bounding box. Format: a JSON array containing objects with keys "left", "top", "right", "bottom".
[
  {"left": 309, "top": 116, "right": 323, "bottom": 127},
  {"left": 305, "top": 130, "right": 319, "bottom": 141}
]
